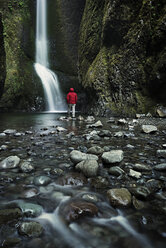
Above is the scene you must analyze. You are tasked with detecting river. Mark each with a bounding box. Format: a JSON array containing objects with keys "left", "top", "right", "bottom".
[{"left": 0, "top": 112, "right": 166, "bottom": 248}]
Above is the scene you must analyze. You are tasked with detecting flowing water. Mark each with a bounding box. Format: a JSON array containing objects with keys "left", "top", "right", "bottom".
[
  {"left": 34, "top": 0, "right": 66, "bottom": 112},
  {"left": 0, "top": 113, "right": 166, "bottom": 248}
]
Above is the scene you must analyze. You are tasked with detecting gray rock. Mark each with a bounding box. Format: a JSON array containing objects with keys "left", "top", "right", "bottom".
[
  {"left": 18, "top": 222, "right": 43, "bottom": 237},
  {"left": 0, "top": 156, "right": 20, "bottom": 169},
  {"left": 129, "top": 169, "right": 142, "bottom": 179},
  {"left": 15, "top": 201, "right": 43, "bottom": 217},
  {"left": 132, "top": 196, "right": 145, "bottom": 210},
  {"left": 3, "top": 129, "right": 16, "bottom": 135},
  {"left": 22, "top": 188, "right": 38, "bottom": 198},
  {"left": 87, "top": 146, "right": 104, "bottom": 155},
  {"left": 114, "top": 131, "right": 124, "bottom": 137},
  {"left": 90, "top": 176, "right": 109, "bottom": 189},
  {"left": 126, "top": 144, "right": 135, "bottom": 149},
  {"left": 85, "top": 116, "right": 95, "bottom": 123},
  {"left": 70, "top": 150, "right": 98, "bottom": 164},
  {"left": 157, "top": 150, "right": 166, "bottom": 158},
  {"left": 99, "top": 130, "right": 111, "bottom": 137},
  {"left": 88, "top": 120, "right": 103, "bottom": 128},
  {"left": 56, "top": 126, "right": 67, "bottom": 132},
  {"left": 107, "top": 188, "right": 132, "bottom": 207},
  {"left": 117, "top": 119, "right": 127, "bottom": 125},
  {"left": 82, "top": 194, "right": 98, "bottom": 202},
  {"left": 156, "top": 106, "right": 166, "bottom": 117},
  {"left": 77, "top": 115, "right": 84, "bottom": 121},
  {"left": 20, "top": 161, "right": 34, "bottom": 173},
  {"left": 58, "top": 172, "right": 87, "bottom": 186},
  {"left": 76, "top": 159, "right": 99, "bottom": 177},
  {"left": 0, "top": 145, "right": 8, "bottom": 150},
  {"left": 154, "top": 163, "right": 166, "bottom": 171},
  {"left": 133, "top": 163, "right": 152, "bottom": 172},
  {"left": 102, "top": 150, "right": 124, "bottom": 164},
  {"left": 0, "top": 133, "right": 6, "bottom": 137},
  {"left": 33, "top": 176, "right": 51, "bottom": 186},
  {"left": 50, "top": 168, "right": 64, "bottom": 176},
  {"left": 142, "top": 125, "right": 157, "bottom": 133},
  {"left": 131, "top": 186, "right": 151, "bottom": 199},
  {"left": 109, "top": 166, "right": 125, "bottom": 176}
]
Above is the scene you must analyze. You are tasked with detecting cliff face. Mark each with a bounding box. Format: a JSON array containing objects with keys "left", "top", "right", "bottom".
[{"left": 78, "top": 0, "right": 166, "bottom": 116}]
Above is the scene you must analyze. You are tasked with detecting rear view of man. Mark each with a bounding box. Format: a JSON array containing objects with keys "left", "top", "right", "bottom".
[{"left": 67, "top": 88, "right": 77, "bottom": 118}]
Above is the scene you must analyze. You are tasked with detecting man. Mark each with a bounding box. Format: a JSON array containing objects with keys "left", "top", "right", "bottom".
[{"left": 67, "top": 88, "right": 77, "bottom": 118}]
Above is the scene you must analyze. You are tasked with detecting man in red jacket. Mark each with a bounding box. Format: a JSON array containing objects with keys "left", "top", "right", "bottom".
[{"left": 67, "top": 88, "right": 77, "bottom": 118}]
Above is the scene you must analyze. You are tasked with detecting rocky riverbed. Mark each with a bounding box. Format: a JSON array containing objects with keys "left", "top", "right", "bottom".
[{"left": 0, "top": 113, "right": 166, "bottom": 248}]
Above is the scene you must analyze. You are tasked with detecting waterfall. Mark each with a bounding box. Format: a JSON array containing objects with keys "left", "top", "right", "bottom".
[{"left": 34, "top": 0, "right": 66, "bottom": 112}]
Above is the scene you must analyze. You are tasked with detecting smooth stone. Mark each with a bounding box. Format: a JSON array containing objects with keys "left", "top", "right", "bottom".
[
  {"left": 51, "top": 192, "right": 65, "bottom": 201},
  {"left": 58, "top": 172, "right": 87, "bottom": 186},
  {"left": 0, "top": 208, "right": 22, "bottom": 224},
  {"left": 114, "top": 131, "right": 124, "bottom": 137},
  {"left": 33, "top": 176, "right": 51, "bottom": 186},
  {"left": 20, "top": 161, "right": 34, "bottom": 173},
  {"left": 0, "top": 156, "right": 20, "bottom": 169},
  {"left": 107, "top": 188, "right": 132, "bottom": 207},
  {"left": 3, "top": 129, "right": 16, "bottom": 135},
  {"left": 88, "top": 120, "right": 103, "bottom": 128},
  {"left": 22, "top": 188, "right": 38, "bottom": 198},
  {"left": 133, "top": 163, "right": 152, "bottom": 172},
  {"left": 85, "top": 116, "right": 95, "bottom": 123},
  {"left": 0, "top": 133, "right": 6, "bottom": 137},
  {"left": 18, "top": 222, "right": 43, "bottom": 237},
  {"left": 15, "top": 201, "right": 43, "bottom": 217},
  {"left": 132, "top": 196, "right": 145, "bottom": 210},
  {"left": 99, "top": 130, "right": 111, "bottom": 137},
  {"left": 39, "top": 185, "right": 55, "bottom": 194},
  {"left": 82, "top": 194, "right": 98, "bottom": 202},
  {"left": 0, "top": 145, "right": 8, "bottom": 150},
  {"left": 102, "top": 150, "right": 124, "bottom": 164},
  {"left": 61, "top": 200, "right": 98, "bottom": 222},
  {"left": 154, "top": 163, "right": 166, "bottom": 171},
  {"left": 156, "top": 106, "right": 166, "bottom": 117},
  {"left": 70, "top": 150, "right": 98, "bottom": 164},
  {"left": 129, "top": 169, "right": 142, "bottom": 179},
  {"left": 87, "top": 146, "right": 104, "bottom": 155},
  {"left": 56, "top": 126, "right": 67, "bottom": 132},
  {"left": 109, "top": 166, "right": 125, "bottom": 176},
  {"left": 157, "top": 150, "right": 166, "bottom": 158},
  {"left": 142, "top": 125, "right": 157, "bottom": 133},
  {"left": 126, "top": 144, "right": 135, "bottom": 149},
  {"left": 130, "top": 186, "right": 151, "bottom": 199},
  {"left": 76, "top": 159, "right": 99, "bottom": 177}
]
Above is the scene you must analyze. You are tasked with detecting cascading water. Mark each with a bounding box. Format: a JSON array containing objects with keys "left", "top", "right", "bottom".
[{"left": 34, "top": 0, "right": 66, "bottom": 112}]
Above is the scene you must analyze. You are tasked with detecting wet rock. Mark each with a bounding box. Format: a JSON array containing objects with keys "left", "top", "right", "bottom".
[
  {"left": 85, "top": 116, "right": 95, "bottom": 123},
  {"left": 126, "top": 144, "right": 135, "bottom": 149},
  {"left": 51, "top": 191, "right": 65, "bottom": 201},
  {"left": 0, "top": 133, "right": 6, "bottom": 137},
  {"left": 56, "top": 126, "right": 67, "bottom": 132},
  {"left": 156, "top": 106, "right": 166, "bottom": 117},
  {"left": 0, "top": 208, "right": 22, "bottom": 224},
  {"left": 133, "top": 163, "right": 152, "bottom": 172},
  {"left": 142, "top": 125, "right": 157, "bottom": 134},
  {"left": 109, "top": 166, "right": 125, "bottom": 176},
  {"left": 2, "top": 237, "right": 21, "bottom": 247},
  {"left": 18, "top": 221, "right": 43, "bottom": 237},
  {"left": 61, "top": 200, "right": 98, "bottom": 222},
  {"left": 88, "top": 120, "right": 103, "bottom": 128},
  {"left": 58, "top": 172, "right": 87, "bottom": 186},
  {"left": 129, "top": 169, "right": 142, "bottom": 179},
  {"left": 82, "top": 193, "right": 98, "bottom": 202},
  {"left": 132, "top": 196, "right": 145, "bottom": 210},
  {"left": 50, "top": 168, "right": 64, "bottom": 176},
  {"left": 20, "top": 161, "right": 34, "bottom": 173},
  {"left": 33, "top": 176, "right": 51, "bottom": 186},
  {"left": 146, "top": 179, "right": 163, "bottom": 193},
  {"left": 15, "top": 201, "right": 43, "bottom": 217},
  {"left": 0, "top": 145, "right": 8, "bottom": 151},
  {"left": 157, "top": 150, "right": 166, "bottom": 158},
  {"left": 77, "top": 115, "right": 84, "bottom": 121},
  {"left": 117, "top": 119, "right": 127, "bottom": 125},
  {"left": 39, "top": 185, "right": 54, "bottom": 194},
  {"left": 130, "top": 186, "right": 151, "bottom": 199},
  {"left": 87, "top": 146, "right": 104, "bottom": 155},
  {"left": 99, "top": 130, "right": 111, "bottom": 137},
  {"left": 90, "top": 176, "right": 109, "bottom": 189},
  {"left": 14, "top": 132, "right": 24, "bottom": 137},
  {"left": 0, "top": 156, "right": 20, "bottom": 169},
  {"left": 76, "top": 159, "right": 99, "bottom": 177},
  {"left": 107, "top": 188, "right": 132, "bottom": 207},
  {"left": 22, "top": 188, "right": 38, "bottom": 198},
  {"left": 3, "top": 129, "right": 16, "bottom": 135},
  {"left": 70, "top": 150, "right": 98, "bottom": 164},
  {"left": 154, "top": 163, "right": 166, "bottom": 171},
  {"left": 25, "top": 131, "right": 33, "bottom": 135},
  {"left": 102, "top": 150, "right": 124, "bottom": 165},
  {"left": 114, "top": 131, "right": 124, "bottom": 137}
]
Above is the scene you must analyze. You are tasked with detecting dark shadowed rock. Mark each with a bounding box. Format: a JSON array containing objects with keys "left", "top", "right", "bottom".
[
  {"left": 0, "top": 208, "right": 22, "bottom": 224},
  {"left": 18, "top": 221, "right": 43, "bottom": 237},
  {"left": 58, "top": 172, "right": 87, "bottom": 186}
]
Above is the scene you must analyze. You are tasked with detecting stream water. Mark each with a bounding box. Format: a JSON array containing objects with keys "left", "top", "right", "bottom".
[{"left": 0, "top": 113, "right": 166, "bottom": 248}]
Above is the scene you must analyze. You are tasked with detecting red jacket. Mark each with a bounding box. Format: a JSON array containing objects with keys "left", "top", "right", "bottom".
[{"left": 67, "top": 88, "right": 77, "bottom": 104}]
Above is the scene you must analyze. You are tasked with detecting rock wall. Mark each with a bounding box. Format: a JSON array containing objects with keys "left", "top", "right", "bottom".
[{"left": 78, "top": 0, "right": 166, "bottom": 116}]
